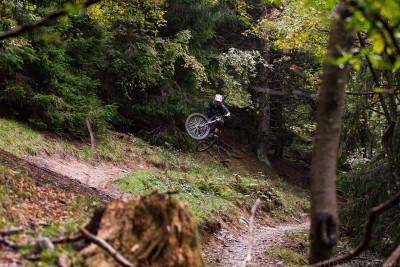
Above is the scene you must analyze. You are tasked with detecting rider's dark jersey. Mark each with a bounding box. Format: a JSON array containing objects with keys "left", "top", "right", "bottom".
[{"left": 207, "top": 101, "right": 230, "bottom": 118}]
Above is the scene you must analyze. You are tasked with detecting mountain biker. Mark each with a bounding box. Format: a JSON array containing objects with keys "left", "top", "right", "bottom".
[{"left": 207, "top": 94, "right": 230, "bottom": 137}]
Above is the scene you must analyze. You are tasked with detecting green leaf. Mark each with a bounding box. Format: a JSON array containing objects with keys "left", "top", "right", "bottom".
[
  {"left": 394, "top": 57, "right": 400, "bottom": 71},
  {"left": 372, "top": 36, "right": 385, "bottom": 54},
  {"left": 374, "top": 87, "right": 383, "bottom": 93},
  {"left": 260, "top": 0, "right": 282, "bottom": 4},
  {"left": 326, "top": 0, "right": 336, "bottom": 9},
  {"left": 336, "top": 53, "right": 352, "bottom": 65},
  {"left": 64, "top": 3, "right": 84, "bottom": 15},
  {"left": 350, "top": 58, "right": 361, "bottom": 71}
]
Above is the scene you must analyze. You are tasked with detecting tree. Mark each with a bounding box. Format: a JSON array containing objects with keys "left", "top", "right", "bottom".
[{"left": 309, "top": 1, "right": 354, "bottom": 263}]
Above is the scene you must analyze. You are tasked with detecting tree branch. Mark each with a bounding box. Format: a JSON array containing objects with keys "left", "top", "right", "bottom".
[
  {"left": 52, "top": 234, "right": 83, "bottom": 244},
  {"left": 0, "top": 0, "right": 101, "bottom": 41},
  {"left": 345, "top": 91, "right": 376, "bottom": 96},
  {"left": 310, "top": 190, "right": 400, "bottom": 267},
  {"left": 0, "top": 236, "right": 22, "bottom": 250},
  {"left": 79, "top": 224, "right": 135, "bottom": 267},
  {"left": 241, "top": 199, "right": 261, "bottom": 267},
  {"left": 383, "top": 244, "right": 400, "bottom": 267},
  {"left": 0, "top": 226, "right": 23, "bottom": 236},
  {"left": 368, "top": 107, "right": 385, "bottom": 116}
]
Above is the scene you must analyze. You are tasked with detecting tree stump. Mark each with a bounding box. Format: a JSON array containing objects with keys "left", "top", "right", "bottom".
[{"left": 81, "top": 193, "right": 205, "bottom": 267}]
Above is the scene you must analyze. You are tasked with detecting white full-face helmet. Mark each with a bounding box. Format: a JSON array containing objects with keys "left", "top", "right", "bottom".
[{"left": 214, "top": 94, "right": 223, "bottom": 104}]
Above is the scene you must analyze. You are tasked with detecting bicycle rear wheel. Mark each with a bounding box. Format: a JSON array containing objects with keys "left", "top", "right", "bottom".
[
  {"left": 185, "top": 113, "right": 211, "bottom": 140},
  {"left": 196, "top": 138, "right": 216, "bottom": 152}
]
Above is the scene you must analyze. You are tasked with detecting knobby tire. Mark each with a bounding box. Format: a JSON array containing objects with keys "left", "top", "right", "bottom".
[
  {"left": 196, "top": 138, "right": 217, "bottom": 152},
  {"left": 185, "top": 113, "right": 211, "bottom": 140}
]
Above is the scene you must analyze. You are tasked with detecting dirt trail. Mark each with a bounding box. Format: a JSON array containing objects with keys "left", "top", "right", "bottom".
[
  {"left": 28, "top": 152, "right": 149, "bottom": 189},
  {"left": 208, "top": 220, "right": 309, "bottom": 267}
]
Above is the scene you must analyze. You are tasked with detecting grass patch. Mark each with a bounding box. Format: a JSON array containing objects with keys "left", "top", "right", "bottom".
[
  {"left": 0, "top": 119, "right": 47, "bottom": 157},
  {"left": 115, "top": 150, "right": 309, "bottom": 225},
  {"left": 115, "top": 170, "right": 237, "bottom": 222},
  {"left": 0, "top": 118, "right": 148, "bottom": 161},
  {"left": 269, "top": 247, "right": 308, "bottom": 266},
  {"left": 268, "top": 230, "right": 309, "bottom": 266}
]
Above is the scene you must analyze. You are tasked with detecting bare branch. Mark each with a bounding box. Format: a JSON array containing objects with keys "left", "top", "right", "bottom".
[
  {"left": 368, "top": 107, "right": 385, "bottom": 116},
  {"left": 52, "top": 234, "right": 82, "bottom": 244},
  {"left": 383, "top": 244, "right": 400, "bottom": 267},
  {"left": 0, "top": 0, "right": 101, "bottom": 41},
  {"left": 86, "top": 117, "right": 95, "bottom": 151},
  {"left": 241, "top": 199, "right": 261, "bottom": 267},
  {"left": 79, "top": 224, "right": 135, "bottom": 267},
  {"left": 0, "top": 236, "right": 22, "bottom": 250},
  {"left": 345, "top": 91, "right": 375, "bottom": 96},
  {"left": 310, "top": 191, "right": 400, "bottom": 267},
  {"left": 0, "top": 226, "right": 23, "bottom": 236}
]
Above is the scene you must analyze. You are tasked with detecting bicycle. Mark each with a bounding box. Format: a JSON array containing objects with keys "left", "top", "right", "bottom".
[{"left": 185, "top": 113, "right": 223, "bottom": 152}]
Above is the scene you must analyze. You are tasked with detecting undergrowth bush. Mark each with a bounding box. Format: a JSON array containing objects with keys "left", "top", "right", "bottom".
[
  {"left": 141, "top": 126, "right": 196, "bottom": 151},
  {"left": 338, "top": 159, "right": 400, "bottom": 256},
  {"left": 0, "top": 14, "right": 116, "bottom": 138}
]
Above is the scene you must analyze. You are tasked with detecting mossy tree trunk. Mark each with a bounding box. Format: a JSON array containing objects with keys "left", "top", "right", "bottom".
[
  {"left": 309, "top": 1, "right": 354, "bottom": 264},
  {"left": 82, "top": 193, "right": 205, "bottom": 267}
]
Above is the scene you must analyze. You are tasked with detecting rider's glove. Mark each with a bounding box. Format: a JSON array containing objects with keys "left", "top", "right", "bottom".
[{"left": 225, "top": 112, "right": 231, "bottom": 117}]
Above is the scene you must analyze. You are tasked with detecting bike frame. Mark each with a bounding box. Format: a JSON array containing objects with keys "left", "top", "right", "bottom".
[{"left": 198, "top": 115, "right": 222, "bottom": 129}]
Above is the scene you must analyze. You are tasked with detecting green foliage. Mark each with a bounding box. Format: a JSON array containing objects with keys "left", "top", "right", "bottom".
[
  {"left": 87, "top": 0, "right": 166, "bottom": 36},
  {"left": 109, "top": 31, "right": 206, "bottom": 92},
  {"left": 142, "top": 126, "right": 197, "bottom": 151},
  {"left": 248, "top": 0, "right": 331, "bottom": 61},
  {"left": 216, "top": 48, "right": 266, "bottom": 107},
  {"left": 0, "top": 43, "right": 38, "bottom": 74},
  {"left": 162, "top": 0, "right": 224, "bottom": 49},
  {"left": 338, "top": 160, "right": 400, "bottom": 256},
  {"left": 25, "top": 41, "right": 116, "bottom": 136}
]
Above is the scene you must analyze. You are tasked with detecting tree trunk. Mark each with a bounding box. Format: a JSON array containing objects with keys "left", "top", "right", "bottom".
[
  {"left": 81, "top": 194, "right": 205, "bottom": 267},
  {"left": 309, "top": 1, "right": 354, "bottom": 264},
  {"left": 257, "top": 87, "right": 271, "bottom": 165},
  {"left": 255, "top": 25, "right": 272, "bottom": 166}
]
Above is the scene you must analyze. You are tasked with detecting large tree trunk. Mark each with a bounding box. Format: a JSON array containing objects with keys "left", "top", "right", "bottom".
[{"left": 309, "top": 1, "right": 354, "bottom": 264}]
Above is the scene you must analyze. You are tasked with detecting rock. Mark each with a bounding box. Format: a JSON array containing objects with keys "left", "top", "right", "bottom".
[
  {"left": 57, "top": 253, "right": 70, "bottom": 267},
  {"left": 31, "top": 237, "right": 55, "bottom": 254}
]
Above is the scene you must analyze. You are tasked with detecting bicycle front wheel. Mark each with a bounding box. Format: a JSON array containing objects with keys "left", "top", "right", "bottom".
[{"left": 185, "top": 113, "right": 211, "bottom": 140}]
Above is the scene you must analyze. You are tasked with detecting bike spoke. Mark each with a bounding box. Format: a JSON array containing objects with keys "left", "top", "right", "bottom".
[{"left": 187, "top": 117, "right": 207, "bottom": 138}]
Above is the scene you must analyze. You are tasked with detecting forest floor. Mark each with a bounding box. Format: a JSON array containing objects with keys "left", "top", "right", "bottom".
[
  {"left": 0, "top": 119, "right": 311, "bottom": 266},
  {"left": 3, "top": 146, "right": 384, "bottom": 267},
  {"left": 22, "top": 149, "right": 311, "bottom": 266}
]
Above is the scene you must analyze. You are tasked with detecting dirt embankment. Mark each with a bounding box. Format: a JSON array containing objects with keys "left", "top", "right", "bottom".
[{"left": 0, "top": 148, "right": 117, "bottom": 203}]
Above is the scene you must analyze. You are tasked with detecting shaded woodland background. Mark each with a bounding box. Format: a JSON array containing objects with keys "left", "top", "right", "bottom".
[{"left": 1, "top": 0, "right": 400, "bottom": 265}]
